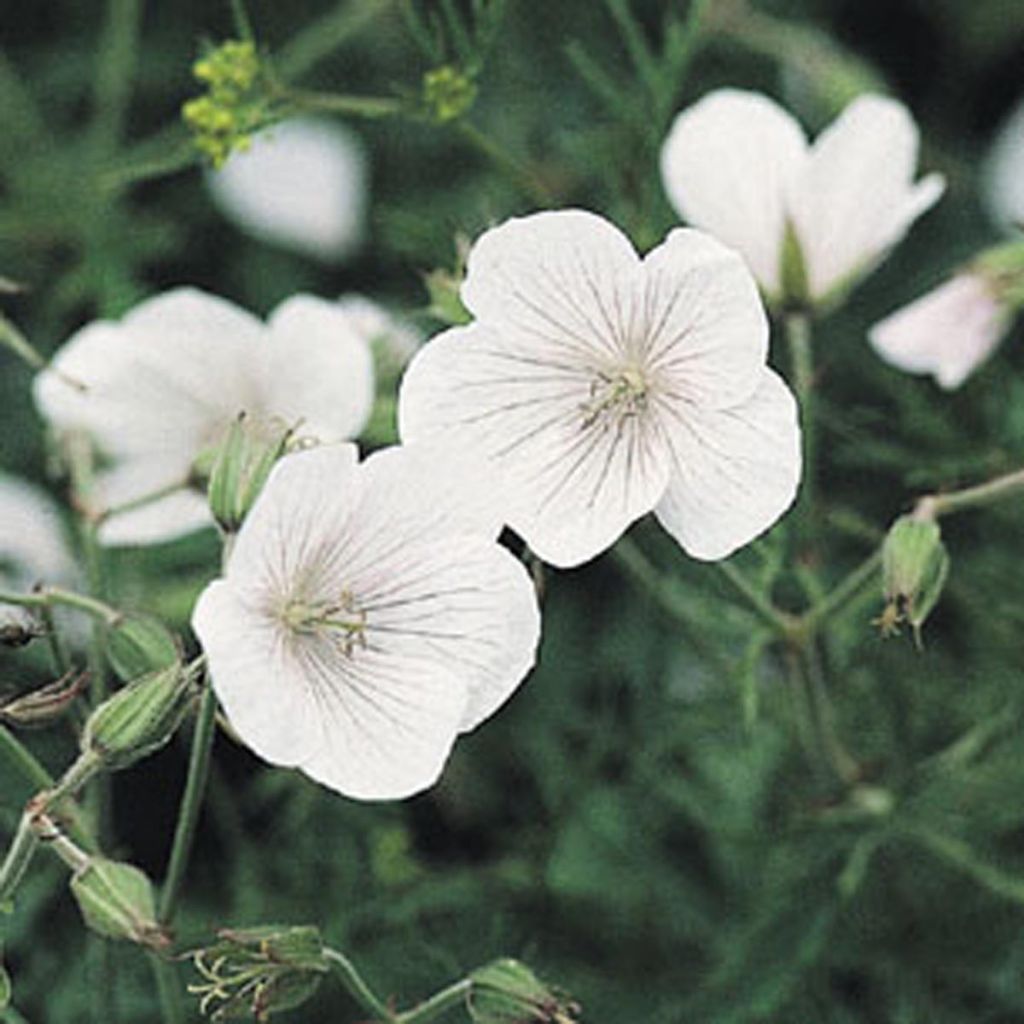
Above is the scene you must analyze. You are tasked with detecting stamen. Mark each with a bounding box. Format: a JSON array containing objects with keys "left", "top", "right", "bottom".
[
  {"left": 579, "top": 366, "right": 648, "bottom": 429},
  {"left": 281, "top": 589, "right": 368, "bottom": 655}
]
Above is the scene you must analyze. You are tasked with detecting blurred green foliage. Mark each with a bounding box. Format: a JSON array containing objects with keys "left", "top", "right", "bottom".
[{"left": 3, "top": 0, "right": 1024, "bottom": 1021}]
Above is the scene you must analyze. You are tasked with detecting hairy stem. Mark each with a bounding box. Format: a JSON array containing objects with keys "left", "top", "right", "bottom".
[
  {"left": 399, "top": 978, "right": 472, "bottom": 1024},
  {"left": 916, "top": 467, "right": 1024, "bottom": 520}
]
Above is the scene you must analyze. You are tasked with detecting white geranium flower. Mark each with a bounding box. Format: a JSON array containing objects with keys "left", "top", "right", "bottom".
[
  {"left": 337, "top": 293, "right": 422, "bottom": 369},
  {"left": 34, "top": 288, "right": 374, "bottom": 546},
  {"left": 206, "top": 118, "right": 368, "bottom": 261},
  {"left": 660, "top": 89, "right": 945, "bottom": 305},
  {"left": 984, "top": 97, "right": 1024, "bottom": 231},
  {"left": 191, "top": 443, "right": 540, "bottom": 800},
  {"left": 398, "top": 209, "right": 801, "bottom": 568},
  {"left": 868, "top": 272, "right": 1009, "bottom": 390}
]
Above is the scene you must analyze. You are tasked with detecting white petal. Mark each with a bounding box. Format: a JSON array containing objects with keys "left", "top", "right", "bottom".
[
  {"left": 641, "top": 228, "right": 769, "bottom": 409},
  {"left": 205, "top": 118, "right": 367, "bottom": 261},
  {"left": 983, "top": 97, "right": 1024, "bottom": 230},
  {"left": 659, "top": 89, "right": 808, "bottom": 298},
  {"left": 399, "top": 324, "right": 673, "bottom": 567},
  {"left": 868, "top": 273, "right": 1008, "bottom": 390},
  {"left": 34, "top": 288, "right": 261, "bottom": 461},
  {"left": 223, "top": 444, "right": 362, "bottom": 591},
  {"left": 0, "top": 475, "right": 76, "bottom": 589},
  {"left": 790, "top": 94, "right": 945, "bottom": 301},
  {"left": 192, "top": 580, "right": 331, "bottom": 767},
  {"left": 654, "top": 368, "right": 801, "bottom": 560},
  {"left": 336, "top": 293, "right": 422, "bottom": 365},
  {"left": 460, "top": 209, "right": 644, "bottom": 365},
  {"left": 261, "top": 295, "right": 375, "bottom": 441}
]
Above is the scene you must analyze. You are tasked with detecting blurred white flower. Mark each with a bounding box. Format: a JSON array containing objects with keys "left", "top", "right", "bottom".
[
  {"left": 337, "top": 293, "right": 422, "bottom": 369},
  {"left": 660, "top": 89, "right": 944, "bottom": 305},
  {"left": 984, "top": 98, "right": 1024, "bottom": 231},
  {"left": 399, "top": 209, "right": 801, "bottom": 568},
  {"left": 0, "top": 474, "right": 77, "bottom": 637},
  {"left": 869, "top": 272, "right": 1008, "bottom": 390},
  {"left": 191, "top": 442, "right": 540, "bottom": 800},
  {"left": 206, "top": 118, "right": 368, "bottom": 262},
  {"left": 34, "top": 288, "right": 374, "bottom": 546}
]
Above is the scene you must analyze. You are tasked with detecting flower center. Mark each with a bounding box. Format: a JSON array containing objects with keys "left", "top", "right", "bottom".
[
  {"left": 579, "top": 366, "right": 649, "bottom": 429},
  {"left": 281, "top": 589, "right": 367, "bottom": 656}
]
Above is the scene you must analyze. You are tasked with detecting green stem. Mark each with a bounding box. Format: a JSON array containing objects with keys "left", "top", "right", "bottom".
[
  {"left": 158, "top": 684, "right": 218, "bottom": 924},
  {"left": 0, "top": 813, "right": 39, "bottom": 905},
  {"left": 90, "top": 0, "right": 142, "bottom": 154},
  {"left": 39, "top": 604, "right": 72, "bottom": 677},
  {"left": 0, "top": 586, "right": 121, "bottom": 626},
  {"left": 275, "top": 0, "right": 392, "bottom": 79},
  {"left": 99, "top": 141, "right": 198, "bottom": 192},
  {"left": 456, "top": 121, "right": 554, "bottom": 206},
  {"left": 324, "top": 948, "right": 397, "bottom": 1022},
  {"left": 229, "top": 0, "right": 256, "bottom": 42},
  {"left": 285, "top": 87, "right": 404, "bottom": 119},
  {"left": 716, "top": 560, "right": 794, "bottom": 635},
  {"left": 801, "top": 643, "right": 858, "bottom": 787},
  {"left": 786, "top": 310, "right": 816, "bottom": 553},
  {"left": 97, "top": 479, "right": 192, "bottom": 526},
  {"left": 398, "top": 978, "right": 472, "bottom": 1024},
  {"left": 916, "top": 467, "right": 1024, "bottom": 520},
  {"left": 801, "top": 549, "right": 883, "bottom": 635},
  {"left": 150, "top": 953, "right": 185, "bottom": 1024}
]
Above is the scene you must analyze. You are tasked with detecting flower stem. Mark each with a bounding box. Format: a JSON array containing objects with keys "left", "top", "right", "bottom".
[
  {"left": 800, "top": 548, "right": 883, "bottom": 635},
  {"left": 0, "top": 585, "right": 121, "bottom": 625},
  {"left": 785, "top": 309, "right": 817, "bottom": 555},
  {"left": 0, "top": 813, "right": 39, "bottom": 906},
  {"left": 90, "top": 0, "right": 142, "bottom": 155},
  {"left": 285, "top": 87, "right": 404, "bottom": 119},
  {"left": 398, "top": 978, "right": 472, "bottom": 1024},
  {"left": 275, "top": 0, "right": 392, "bottom": 79},
  {"left": 324, "top": 948, "right": 398, "bottom": 1022},
  {"left": 150, "top": 953, "right": 185, "bottom": 1024},
  {"left": 456, "top": 121, "right": 555, "bottom": 206},
  {"left": 158, "top": 683, "right": 218, "bottom": 924},
  {"left": 716, "top": 560, "right": 794, "bottom": 635},
  {"left": 915, "top": 467, "right": 1024, "bottom": 520}
]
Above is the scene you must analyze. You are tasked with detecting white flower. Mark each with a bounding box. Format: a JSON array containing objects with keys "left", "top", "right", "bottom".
[
  {"left": 34, "top": 288, "right": 374, "bottom": 546},
  {"left": 984, "top": 97, "right": 1024, "bottom": 231},
  {"left": 337, "top": 293, "right": 422, "bottom": 369},
  {"left": 206, "top": 118, "right": 368, "bottom": 262},
  {"left": 868, "top": 272, "right": 1008, "bottom": 390},
  {"left": 191, "top": 442, "right": 540, "bottom": 800},
  {"left": 660, "top": 89, "right": 945, "bottom": 305},
  {"left": 398, "top": 209, "right": 801, "bottom": 568}
]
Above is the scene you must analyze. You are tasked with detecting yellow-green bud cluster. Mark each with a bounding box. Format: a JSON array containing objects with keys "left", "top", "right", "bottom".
[
  {"left": 422, "top": 65, "right": 478, "bottom": 123},
  {"left": 70, "top": 856, "right": 170, "bottom": 950},
  {"left": 468, "top": 959, "right": 580, "bottom": 1024},
  {"left": 182, "top": 40, "right": 275, "bottom": 168},
  {"left": 878, "top": 515, "right": 949, "bottom": 645},
  {"left": 188, "top": 925, "right": 329, "bottom": 1021}
]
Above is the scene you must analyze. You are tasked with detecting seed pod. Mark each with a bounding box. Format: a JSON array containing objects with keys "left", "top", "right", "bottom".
[
  {"left": 879, "top": 515, "right": 950, "bottom": 645},
  {"left": 70, "top": 857, "right": 170, "bottom": 950}
]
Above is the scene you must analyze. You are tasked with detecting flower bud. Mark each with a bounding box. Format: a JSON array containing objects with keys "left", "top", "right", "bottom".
[
  {"left": 82, "top": 663, "right": 198, "bottom": 771},
  {"left": 468, "top": 959, "right": 580, "bottom": 1024},
  {"left": 207, "top": 414, "right": 293, "bottom": 533},
  {"left": 878, "top": 514, "right": 949, "bottom": 645},
  {"left": 107, "top": 613, "right": 180, "bottom": 682},
  {"left": 422, "top": 65, "right": 478, "bottom": 122},
  {"left": 0, "top": 670, "right": 88, "bottom": 728},
  {"left": 188, "top": 925, "right": 329, "bottom": 1021},
  {"left": 70, "top": 857, "right": 170, "bottom": 950}
]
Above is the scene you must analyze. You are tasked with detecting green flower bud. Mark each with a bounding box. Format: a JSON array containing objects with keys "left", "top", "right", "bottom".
[
  {"left": 107, "top": 613, "right": 180, "bottom": 682},
  {"left": 189, "top": 925, "right": 329, "bottom": 1021},
  {"left": 878, "top": 514, "right": 950, "bottom": 645},
  {"left": 207, "top": 414, "right": 293, "bottom": 534},
  {"left": 70, "top": 857, "right": 170, "bottom": 950},
  {"left": 82, "top": 663, "right": 198, "bottom": 771},
  {"left": 422, "top": 65, "right": 478, "bottom": 122},
  {"left": 468, "top": 959, "right": 580, "bottom": 1024},
  {"left": 0, "top": 670, "right": 89, "bottom": 728}
]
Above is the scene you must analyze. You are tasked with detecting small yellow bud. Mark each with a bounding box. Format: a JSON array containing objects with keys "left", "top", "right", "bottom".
[{"left": 423, "top": 65, "right": 478, "bottom": 123}]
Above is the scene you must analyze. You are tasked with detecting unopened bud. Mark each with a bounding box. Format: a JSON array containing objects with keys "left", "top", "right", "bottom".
[
  {"left": 188, "top": 925, "right": 328, "bottom": 1021},
  {"left": 107, "top": 613, "right": 180, "bottom": 682},
  {"left": 0, "top": 670, "right": 89, "bottom": 728},
  {"left": 70, "top": 857, "right": 170, "bottom": 950},
  {"left": 207, "top": 414, "right": 293, "bottom": 533},
  {"left": 82, "top": 663, "right": 198, "bottom": 770},
  {"left": 422, "top": 65, "right": 477, "bottom": 122},
  {"left": 878, "top": 514, "right": 949, "bottom": 645},
  {"left": 973, "top": 239, "right": 1024, "bottom": 310},
  {"left": 468, "top": 959, "right": 580, "bottom": 1024}
]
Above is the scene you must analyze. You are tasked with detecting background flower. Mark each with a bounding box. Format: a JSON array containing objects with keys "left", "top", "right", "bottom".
[
  {"left": 660, "top": 89, "right": 944, "bottom": 305},
  {"left": 192, "top": 443, "right": 541, "bottom": 800},
  {"left": 983, "top": 96, "right": 1024, "bottom": 232}
]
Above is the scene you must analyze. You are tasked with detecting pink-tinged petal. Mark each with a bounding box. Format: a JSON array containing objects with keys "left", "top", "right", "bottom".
[
  {"left": 191, "top": 580, "right": 328, "bottom": 767},
  {"left": 399, "top": 324, "right": 673, "bottom": 567},
  {"left": 654, "top": 368, "right": 801, "bottom": 560},
  {"left": 660, "top": 89, "right": 807, "bottom": 298},
  {"left": 262, "top": 295, "right": 375, "bottom": 442},
  {"left": 224, "top": 444, "right": 362, "bottom": 591},
  {"left": 868, "top": 273, "right": 1008, "bottom": 390},
  {"left": 461, "top": 209, "right": 644, "bottom": 365},
  {"left": 790, "top": 94, "right": 944, "bottom": 301},
  {"left": 641, "top": 228, "right": 768, "bottom": 409}
]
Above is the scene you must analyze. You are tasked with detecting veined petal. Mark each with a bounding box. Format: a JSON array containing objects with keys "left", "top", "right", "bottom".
[
  {"left": 868, "top": 273, "right": 1008, "bottom": 390},
  {"left": 641, "top": 228, "right": 768, "bottom": 409},
  {"left": 654, "top": 368, "right": 801, "bottom": 560},
  {"left": 461, "top": 209, "right": 643, "bottom": 365},
  {"left": 262, "top": 295, "right": 375, "bottom": 441},
  {"left": 191, "top": 580, "right": 332, "bottom": 767},
  {"left": 790, "top": 94, "right": 944, "bottom": 301},
  {"left": 660, "top": 89, "right": 808, "bottom": 298},
  {"left": 399, "top": 324, "right": 673, "bottom": 567}
]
